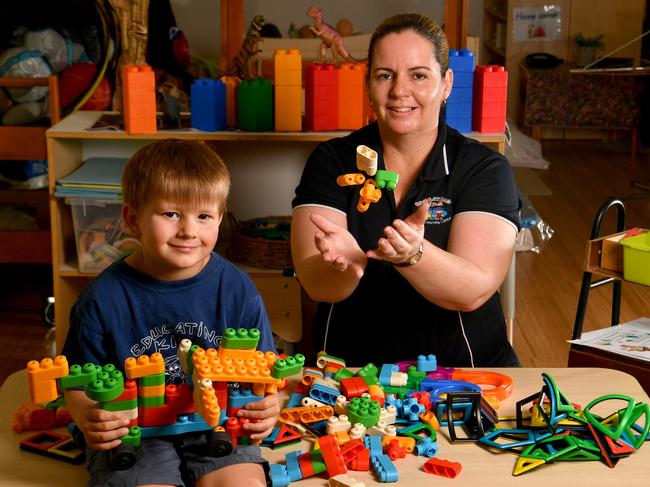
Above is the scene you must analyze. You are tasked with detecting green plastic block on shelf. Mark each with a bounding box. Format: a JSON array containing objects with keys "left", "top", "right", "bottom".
[
  {"left": 60, "top": 363, "right": 101, "bottom": 389},
  {"left": 237, "top": 79, "right": 273, "bottom": 132},
  {"left": 347, "top": 396, "right": 381, "bottom": 427},
  {"left": 222, "top": 327, "right": 261, "bottom": 349},
  {"left": 272, "top": 354, "right": 306, "bottom": 378}
]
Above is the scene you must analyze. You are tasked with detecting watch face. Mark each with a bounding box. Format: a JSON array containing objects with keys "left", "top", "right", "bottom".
[{"left": 408, "top": 251, "right": 422, "bottom": 265}]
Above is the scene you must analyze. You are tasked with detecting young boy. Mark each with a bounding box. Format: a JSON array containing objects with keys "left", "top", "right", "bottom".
[{"left": 62, "top": 139, "right": 278, "bottom": 486}]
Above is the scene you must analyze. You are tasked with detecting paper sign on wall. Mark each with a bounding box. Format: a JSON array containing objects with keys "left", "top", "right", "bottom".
[{"left": 512, "top": 5, "right": 562, "bottom": 42}]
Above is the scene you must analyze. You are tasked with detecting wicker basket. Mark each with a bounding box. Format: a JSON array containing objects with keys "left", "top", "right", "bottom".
[{"left": 229, "top": 214, "right": 292, "bottom": 269}]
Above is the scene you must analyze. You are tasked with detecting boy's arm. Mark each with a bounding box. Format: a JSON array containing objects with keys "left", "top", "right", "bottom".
[
  {"left": 237, "top": 393, "right": 280, "bottom": 440},
  {"left": 65, "top": 389, "right": 131, "bottom": 451}
]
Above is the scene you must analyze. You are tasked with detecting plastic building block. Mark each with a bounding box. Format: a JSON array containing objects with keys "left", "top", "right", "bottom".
[
  {"left": 347, "top": 446, "right": 370, "bottom": 471},
  {"left": 190, "top": 78, "right": 227, "bottom": 131},
  {"left": 27, "top": 356, "right": 70, "bottom": 404},
  {"left": 337, "top": 173, "right": 366, "bottom": 187},
  {"left": 285, "top": 449, "right": 304, "bottom": 482},
  {"left": 310, "top": 382, "right": 341, "bottom": 405},
  {"left": 270, "top": 463, "right": 291, "bottom": 487},
  {"left": 272, "top": 354, "right": 306, "bottom": 378},
  {"left": 384, "top": 438, "right": 406, "bottom": 460},
  {"left": 355, "top": 145, "right": 377, "bottom": 176},
  {"left": 59, "top": 362, "right": 99, "bottom": 389},
  {"left": 416, "top": 354, "right": 437, "bottom": 373},
  {"left": 400, "top": 397, "right": 425, "bottom": 422},
  {"left": 302, "top": 367, "right": 324, "bottom": 386},
  {"left": 141, "top": 413, "right": 214, "bottom": 438},
  {"left": 472, "top": 65, "right": 507, "bottom": 133},
  {"left": 363, "top": 434, "right": 383, "bottom": 457},
  {"left": 85, "top": 365, "right": 125, "bottom": 402},
  {"left": 381, "top": 435, "right": 415, "bottom": 454},
  {"left": 423, "top": 458, "right": 462, "bottom": 478},
  {"left": 318, "top": 434, "right": 348, "bottom": 477},
  {"left": 327, "top": 415, "right": 352, "bottom": 434},
  {"left": 415, "top": 436, "right": 439, "bottom": 457},
  {"left": 274, "top": 49, "right": 302, "bottom": 131},
  {"left": 370, "top": 453, "right": 398, "bottom": 482},
  {"left": 349, "top": 422, "right": 366, "bottom": 440},
  {"left": 374, "top": 170, "right": 399, "bottom": 191},
  {"left": 19, "top": 431, "right": 85, "bottom": 464},
  {"left": 366, "top": 420, "right": 397, "bottom": 437},
  {"left": 446, "top": 49, "right": 475, "bottom": 133},
  {"left": 302, "top": 396, "right": 327, "bottom": 408},
  {"left": 347, "top": 397, "right": 381, "bottom": 427},
  {"left": 357, "top": 179, "right": 381, "bottom": 213},
  {"left": 340, "top": 376, "right": 368, "bottom": 399},
  {"left": 452, "top": 369, "right": 513, "bottom": 401},
  {"left": 238, "top": 79, "right": 273, "bottom": 131},
  {"left": 396, "top": 422, "right": 437, "bottom": 441},
  {"left": 219, "top": 76, "right": 240, "bottom": 127},
  {"left": 124, "top": 353, "right": 165, "bottom": 379},
  {"left": 222, "top": 327, "right": 261, "bottom": 349},
  {"left": 305, "top": 63, "right": 338, "bottom": 131},
  {"left": 334, "top": 395, "right": 349, "bottom": 415},
  {"left": 329, "top": 473, "right": 366, "bottom": 487},
  {"left": 338, "top": 63, "right": 367, "bottom": 130},
  {"left": 274, "top": 423, "right": 303, "bottom": 447},
  {"left": 316, "top": 351, "right": 346, "bottom": 370},
  {"left": 122, "top": 64, "right": 157, "bottom": 134}
]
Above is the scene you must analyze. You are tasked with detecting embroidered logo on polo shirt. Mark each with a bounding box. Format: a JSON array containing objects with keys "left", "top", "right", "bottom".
[{"left": 416, "top": 196, "right": 452, "bottom": 224}]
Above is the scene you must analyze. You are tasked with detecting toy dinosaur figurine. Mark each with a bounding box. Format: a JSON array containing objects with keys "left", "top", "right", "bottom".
[
  {"left": 223, "top": 15, "right": 265, "bottom": 80},
  {"left": 306, "top": 6, "right": 356, "bottom": 64}
]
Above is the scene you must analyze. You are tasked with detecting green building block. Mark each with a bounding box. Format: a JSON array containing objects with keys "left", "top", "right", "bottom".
[
  {"left": 383, "top": 386, "right": 410, "bottom": 399},
  {"left": 406, "top": 366, "right": 426, "bottom": 390},
  {"left": 397, "top": 422, "right": 437, "bottom": 441},
  {"left": 375, "top": 169, "right": 399, "bottom": 190},
  {"left": 271, "top": 354, "right": 305, "bottom": 378},
  {"left": 347, "top": 396, "right": 381, "bottom": 427},
  {"left": 333, "top": 367, "right": 354, "bottom": 381},
  {"left": 308, "top": 450, "right": 327, "bottom": 475},
  {"left": 221, "top": 327, "right": 261, "bottom": 349},
  {"left": 237, "top": 78, "right": 273, "bottom": 131},
  {"left": 84, "top": 365, "right": 124, "bottom": 402},
  {"left": 121, "top": 426, "right": 142, "bottom": 448},
  {"left": 60, "top": 363, "right": 101, "bottom": 389},
  {"left": 101, "top": 398, "right": 138, "bottom": 412},
  {"left": 355, "top": 363, "right": 378, "bottom": 381},
  {"left": 140, "top": 373, "right": 165, "bottom": 387},
  {"left": 139, "top": 395, "right": 165, "bottom": 408}
]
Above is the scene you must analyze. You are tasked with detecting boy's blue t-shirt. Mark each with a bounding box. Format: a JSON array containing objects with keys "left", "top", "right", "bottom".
[{"left": 62, "top": 252, "right": 276, "bottom": 384}]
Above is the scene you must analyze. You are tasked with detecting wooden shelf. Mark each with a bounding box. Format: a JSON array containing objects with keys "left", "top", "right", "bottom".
[
  {"left": 484, "top": 5, "right": 507, "bottom": 22},
  {"left": 483, "top": 39, "right": 506, "bottom": 60}
]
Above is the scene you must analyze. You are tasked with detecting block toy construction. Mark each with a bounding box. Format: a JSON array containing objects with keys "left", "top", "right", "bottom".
[
  {"left": 472, "top": 65, "right": 508, "bottom": 133},
  {"left": 24, "top": 328, "right": 304, "bottom": 470},
  {"left": 446, "top": 49, "right": 475, "bottom": 133},
  {"left": 121, "top": 64, "right": 157, "bottom": 134},
  {"left": 190, "top": 78, "right": 227, "bottom": 131},
  {"left": 274, "top": 49, "right": 303, "bottom": 131}
]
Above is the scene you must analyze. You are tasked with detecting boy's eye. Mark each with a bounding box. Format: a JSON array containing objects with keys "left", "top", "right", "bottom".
[
  {"left": 163, "top": 211, "right": 179, "bottom": 218},
  {"left": 198, "top": 214, "right": 213, "bottom": 221}
]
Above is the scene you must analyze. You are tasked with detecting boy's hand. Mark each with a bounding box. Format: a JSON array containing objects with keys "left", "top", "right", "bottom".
[
  {"left": 238, "top": 394, "right": 280, "bottom": 440},
  {"left": 76, "top": 405, "right": 131, "bottom": 451}
]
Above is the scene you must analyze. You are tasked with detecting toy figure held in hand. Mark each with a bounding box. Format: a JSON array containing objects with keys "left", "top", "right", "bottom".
[
  {"left": 223, "top": 15, "right": 265, "bottom": 80},
  {"left": 306, "top": 5, "right": 356, "bottom": 64}
]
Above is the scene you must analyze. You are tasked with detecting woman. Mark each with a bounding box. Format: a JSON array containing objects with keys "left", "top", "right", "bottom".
[{"left": 291, "top": 13, "right": 521, "bottom": 367}]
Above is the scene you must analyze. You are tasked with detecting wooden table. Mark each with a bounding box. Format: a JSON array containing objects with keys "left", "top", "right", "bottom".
[{"left": 1, "top": 367, "right": 648, "bottom": 486}]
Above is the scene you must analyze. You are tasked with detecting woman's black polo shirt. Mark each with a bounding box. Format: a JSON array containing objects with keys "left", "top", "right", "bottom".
[{"left": 292, "top": 120, "right": 521, "bottom": 367}]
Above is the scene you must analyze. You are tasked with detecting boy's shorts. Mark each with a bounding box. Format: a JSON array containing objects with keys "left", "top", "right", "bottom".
[{"left": 85, "top": 431, "right": 270, "bottom": 487}]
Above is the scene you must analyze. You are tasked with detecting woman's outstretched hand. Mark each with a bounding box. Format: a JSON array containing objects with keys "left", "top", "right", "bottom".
[
  {"left": 366, "top": 201, "right": 430, "bottom": 264},
  {"left": 309, "top": 212, "right": 367, "bottom": 278}
]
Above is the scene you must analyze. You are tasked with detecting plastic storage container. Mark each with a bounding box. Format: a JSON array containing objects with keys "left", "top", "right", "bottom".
[
  {"left": 619, "top": 232, "right": 650, "bottom": 286},
  {"left": 66, "top": 198, "right": 140, "bottom": 273}
]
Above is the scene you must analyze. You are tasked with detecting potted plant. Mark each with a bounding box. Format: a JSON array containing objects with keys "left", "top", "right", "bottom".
[{"left": 573, "top": 33, "right": 605, "bottom": 67}]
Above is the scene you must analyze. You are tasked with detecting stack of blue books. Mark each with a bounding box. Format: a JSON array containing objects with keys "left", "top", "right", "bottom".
[{"left": 55, "top": 157, "right": 128, "bottom": 200}]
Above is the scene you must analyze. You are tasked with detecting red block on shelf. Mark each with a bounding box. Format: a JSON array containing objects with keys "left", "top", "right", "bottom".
[{"left": 472, "top": 65, "right": 508, "bottom": 133}]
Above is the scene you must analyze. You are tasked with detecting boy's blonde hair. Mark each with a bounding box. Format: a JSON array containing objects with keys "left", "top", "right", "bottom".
[{"left": 122, "top": 139, "right": 230, "bottom": 213}]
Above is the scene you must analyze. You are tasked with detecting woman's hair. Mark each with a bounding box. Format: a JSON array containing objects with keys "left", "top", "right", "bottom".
[
  {"left": 367, "top": 13, "right": 449, "bottom": 78},
  {"left": 122, "top": 139, "right": 230, "bottom": 213}
]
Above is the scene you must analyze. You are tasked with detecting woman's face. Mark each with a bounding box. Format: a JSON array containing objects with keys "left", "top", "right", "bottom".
[{"left": 369, "top": 30, "right": 452, "bottom": 137}]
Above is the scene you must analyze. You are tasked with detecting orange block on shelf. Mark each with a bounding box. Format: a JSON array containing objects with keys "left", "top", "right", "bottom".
[
  {"left": 122, "top": 64, "right": 157, "bottom": 134},
  {"left": 220, "top": 75, "right": 240, "bottom": 128},
  {"left": 274, "top": 48, "right": 302, "bottom": 132},
  {"left": 338, "top": 63, "right": 367, "bottom": 130}
]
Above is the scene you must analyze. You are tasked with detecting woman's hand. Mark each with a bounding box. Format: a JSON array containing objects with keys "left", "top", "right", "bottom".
[
  {"left": 309, "top": 212, "right": 367, "bottom": 278},
  {"left": 238, "top": 394, "right": 281, "bottom": 440},
  {"left": 366, "top": 201, "right": 430, "bottom": 264},
  {"left": 76, "top": 405, "right": 131, "bottom": 451}
]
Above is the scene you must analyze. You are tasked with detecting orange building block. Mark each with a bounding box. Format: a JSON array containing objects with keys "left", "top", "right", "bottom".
[
  {"left": 122, "top": 64, "right": 157, "bottom": 134},
  {"left": 27, "top": 356, "right": 69, "bottom": 404},
  {"left": 338, "top": 63, "right": 367, "bottom": 130},
  {"left": 274, "top": 48, "right": 302, "bottom": 131},
  {"left": 124, "top": 353, "right": 165, "bottom": 379},
  {"left": 220, "top": 75, "right": 240, "bottom": 128}
]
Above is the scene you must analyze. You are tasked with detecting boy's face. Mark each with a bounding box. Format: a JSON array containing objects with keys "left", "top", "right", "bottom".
[{"left": 122, "top": 194, "right": 223, "bottom": 281}]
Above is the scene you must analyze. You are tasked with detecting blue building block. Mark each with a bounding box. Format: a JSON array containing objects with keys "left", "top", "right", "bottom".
[
  {"left": 309, "top": 383, "right": 340, "bottom": 405},
  {"left": 446, "top": 117, "right": 472, "bottom": 133},
  {"left": 228, "top": 388, "right": 262, "bottom": 409},
  {"left": 452, "top": 71, "right": 475, "bottom": 88},
  {"left": 285, "top": 449, "right": 304, "bottom": 481},
  {"left": 190, "top": 78, "right": 227, "bottom": 131},
  {"left": 286, "top": 392, "right": 306, "bottom": 408},
  {"left": 416, "top": 354, "right": 437, "bottom": 373},
  {"left": 379, "top": 364, "right": 399, "bottom": 386},
  {"left": 371, "top": 454, "right": 398, "bottom": 482},
  {"left": 400, "top": 397, "right": 424, "bottom": 422},
  {"left": 139, "top": 413, "right": 213, "bottom": 437},
  {"left": 363, "top": 435, "right": 384, "bottom": 458},
  {"left": 448, "top": 48, "right": 475, "bottom": 72},
  {"left": 269, "top": 463, "right": 291, "bottom": 487},
  {"left": 415, "top": 436, "right": 439, "bottom": 457}
]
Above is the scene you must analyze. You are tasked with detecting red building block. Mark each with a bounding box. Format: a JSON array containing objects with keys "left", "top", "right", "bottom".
[
  {"left": 472, "top": 65, "right": 507, "bottom": 133},
  {"left": 423, "top": 457, "right": 462, "bottom": 478},
  {"left": 340, "top": 376, "right": 368, "bottom": 399},
  {"left": 305, "top": 63, "right": 338, "bottom": 131},
  {"left": 318, "top": 434, "right": 347, "bottom": 477}
]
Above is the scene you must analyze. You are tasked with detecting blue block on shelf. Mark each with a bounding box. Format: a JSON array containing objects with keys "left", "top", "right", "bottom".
[
  {"left": 449, "top": 48, "right": 475, "bottom": 72},
  {"left": 191, "top": 78, "right": 227, "bottom": 131}
]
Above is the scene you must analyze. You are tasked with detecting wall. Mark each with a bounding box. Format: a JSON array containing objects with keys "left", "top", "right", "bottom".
[{"left": 171, "top": 0, "right": 485, "bottom": 63}]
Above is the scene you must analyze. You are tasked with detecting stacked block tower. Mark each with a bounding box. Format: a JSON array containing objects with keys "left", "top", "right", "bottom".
[
  {"left": 446, "top": 49, "right": 475, "bottom": 133},
  {"left": 274, "top": 49, "right": 303, "bottom": 131},
  {"left": 472, "top": 65, "right": 508, "bottom": 133},
  {"left": 122, "top": 64, "right": 157, "bottom": 134},
  {"left": 190, "top": 78, "right": 227, "bottom": 131}
]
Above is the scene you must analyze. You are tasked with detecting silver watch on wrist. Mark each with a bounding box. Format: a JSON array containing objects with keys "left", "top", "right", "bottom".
[{"left": 394, "top": 242, "right": 424, "bottom": 267}]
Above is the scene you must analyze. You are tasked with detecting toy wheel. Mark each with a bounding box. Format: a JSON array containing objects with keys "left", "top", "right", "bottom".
[
  {"left": 208, "top": 431, "right": 232, "bottom": 458},
  {"left": 110, "top": 443, "right": 137, "bottom": 471}
]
